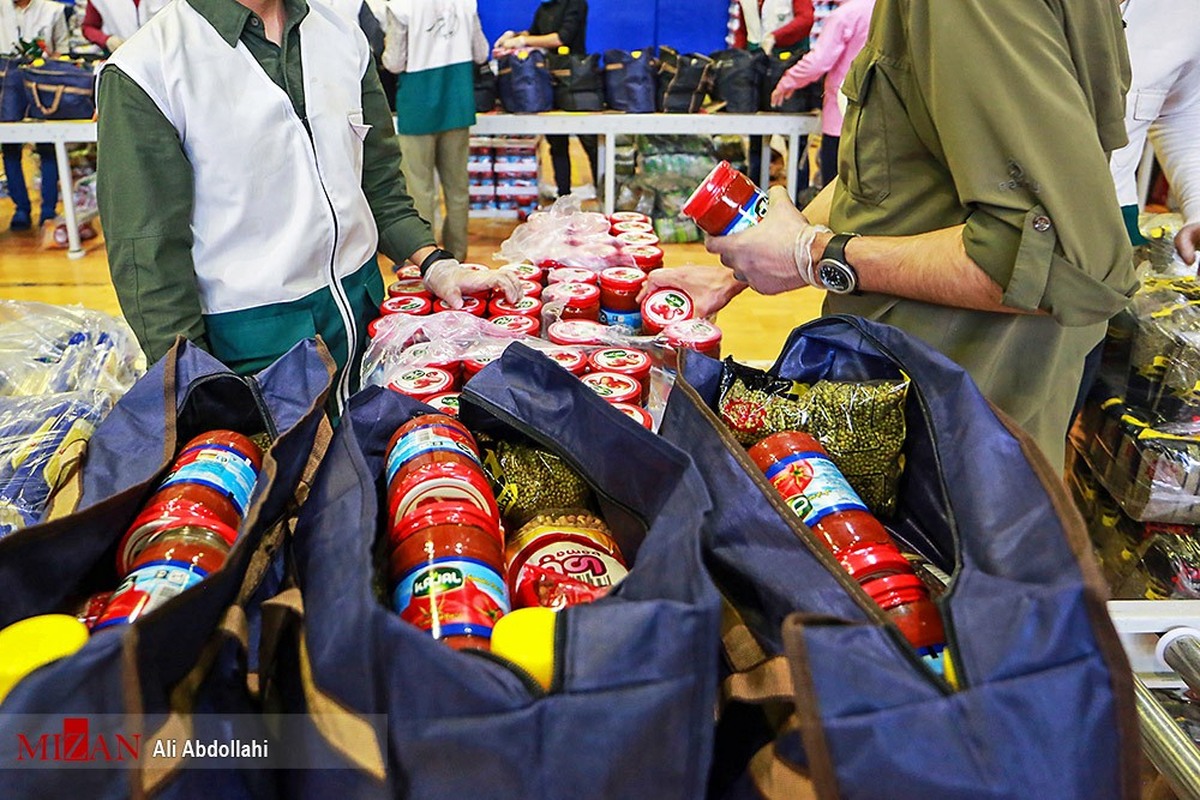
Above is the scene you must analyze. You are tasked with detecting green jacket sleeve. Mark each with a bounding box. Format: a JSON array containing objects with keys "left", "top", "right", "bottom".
[
  {"left": 359, "top": 62, "right": 436, "bottom": 265},
  {"left": 909, "top": 0, "right": 1136, "bottom": 326},
  {"left": 97, "top": 65, "right": 207, "bottom": 362}
]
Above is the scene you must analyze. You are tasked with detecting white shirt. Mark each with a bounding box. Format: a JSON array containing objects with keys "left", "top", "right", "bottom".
[
  {"left": 4, "top": 0, "right": 68, "bottom": 54},
  {"left": 1110, "top": 0, "right": 1200, "bottom": 224}
]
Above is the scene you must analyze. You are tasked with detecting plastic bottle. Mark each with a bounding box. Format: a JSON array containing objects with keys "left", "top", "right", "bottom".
[{"left": 749, "top": 431, "right": 945, "bottom": 656}]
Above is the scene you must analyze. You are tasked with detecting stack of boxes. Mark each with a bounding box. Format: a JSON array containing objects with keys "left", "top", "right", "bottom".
[{"left": 468, "top": 136, "right": 540, "bottom": 217}]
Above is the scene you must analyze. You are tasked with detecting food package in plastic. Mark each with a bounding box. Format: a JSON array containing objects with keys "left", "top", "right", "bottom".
[
  {"left": 0, "top": 300, "right": 142, "bottom": 398},
  {"left": 0, "top": 390, "right": 112, "bottom": 538}
]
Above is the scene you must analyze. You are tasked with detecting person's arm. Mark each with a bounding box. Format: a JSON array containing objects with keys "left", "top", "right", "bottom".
[
  {"left": 770, "top": 7, "right": 845, "bottom": 103},
  {"left": 359, "top": 60, "right": 435, "bottom": 262},
  {"left": 81, "top": 2, "right": 108, "bottom": 48},
  {"left": 380, "top": 5, "right": 407, "bottom": 74},
  {"left": 768, "top": 0, "right": 813, "bottom": 49},
  {"left": 1148, "top": 67, "right": 1200, "bottom": 264},
  {"left": 97, "top": 65, "right": 206, "bottom": 362}
]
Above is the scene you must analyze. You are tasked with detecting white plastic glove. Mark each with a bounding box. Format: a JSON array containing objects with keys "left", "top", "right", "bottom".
[
  {"left": 105, "top": 35, "right": 125, "bottom": 51},
  {"left": 423, "top": 260, "right": 522, "bottom": 309}
]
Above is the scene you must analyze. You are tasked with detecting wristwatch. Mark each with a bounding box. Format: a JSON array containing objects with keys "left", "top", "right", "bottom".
[
  {"left": 418, "top": 248, "right": 457, "bottom": 277},
  {"left": 816, "top": 233, "right": 861, "bottom": 295}
]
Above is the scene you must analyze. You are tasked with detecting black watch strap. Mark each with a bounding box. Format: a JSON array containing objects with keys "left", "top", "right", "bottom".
[
  {"left": 418, "top": 248, "right": 456, "bottom": 277},
  {"left": 820, "top": 232, "right": 859, "bottom": 265}
]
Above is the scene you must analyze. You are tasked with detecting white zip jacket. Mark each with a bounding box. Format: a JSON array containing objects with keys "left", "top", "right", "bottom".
[
  {"left": 87, "top": 0, "right": 171, "bottom": 40},
  {"left": 107, "top": 0, "right": 378, "bottom": 316}
]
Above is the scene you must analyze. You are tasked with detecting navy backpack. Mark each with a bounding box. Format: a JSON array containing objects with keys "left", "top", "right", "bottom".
[
  {"left": 603, "top": 49, "right": 657, "bottom": 113},
  {"left": 267, "top": 343, "right": 721, "bottom": 799},
  {"left": 659, "top": 317, "right": 1138, "bottom": 799}
]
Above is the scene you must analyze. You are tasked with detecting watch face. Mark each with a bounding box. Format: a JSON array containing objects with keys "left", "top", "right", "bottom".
[{"left": 818, "top": 260, "right": 856, "bottom": 294}]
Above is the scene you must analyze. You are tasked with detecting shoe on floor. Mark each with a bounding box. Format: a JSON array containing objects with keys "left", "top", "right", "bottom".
[{"left": 9, "top": 210, "right": 31, "bottom": 231}]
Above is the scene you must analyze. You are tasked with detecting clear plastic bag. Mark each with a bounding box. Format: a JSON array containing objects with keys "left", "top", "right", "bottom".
[
  {"left": 495, "top": 195, "right": 636, "bottom": 271},
  {"left": 0, "top": 390, "right": 113, "bottom": 538},
  {"left": 0, "top": 300, "right": 142, "bottom": 397}
]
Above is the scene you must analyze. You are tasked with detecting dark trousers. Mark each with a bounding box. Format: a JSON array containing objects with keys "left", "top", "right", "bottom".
[
  {"left": 748, "top": 136, "right": 809, "bottom": 195},
  {"left": 2, "top": 142, "right": 58, "bottom": 219},
  {"left": 547, "top": 134, "right": 598, "bottom": 197},
  {"left": 819, "top": 134, "right": 839, "bottom": 187}
]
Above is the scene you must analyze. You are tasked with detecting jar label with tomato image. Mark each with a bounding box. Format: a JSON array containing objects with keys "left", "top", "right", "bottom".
[
  {"left": 386, "top": 427, "right": 482, "bottom": 485},
  {"left": 511, "top": 540, "right": 629, "bottom": 609},
  {"left": 764, "top": 451, "right": 869, "bottom": 528},
  {"left": 393, "top": 557, "right": 510, "bottom": 640},
  {"left": 92, "top": 561, "right": 209, "bottom": 630},
  {"left": 641, "top": 289, "right": 695, "bottom": 333},
  {"left": 159, "top": 444, "right": 258, "bottom": 517}
]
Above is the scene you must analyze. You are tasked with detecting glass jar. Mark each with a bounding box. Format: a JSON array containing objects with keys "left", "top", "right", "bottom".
[
  {"left": 387, "top": 367, "right": 457, "bottom": 402},
  {"left": 587, "top": 348, "right": 651, "bottom": 404},
  {"left": 386, "top": 414, "right": 482, "bottom": 491},
  {"left": 581, "top": 371, "right": 642, "bottom": 406},
  {"left": 681, "top": 160, "right": 768, "bottom": 236},
  {"left": 599, "top": 267, "right": 647, "bottom": 313},
  {"left": 389, "top": 502, "right": 510, "bottom": 650},
  {"left": 641, "top": 289, "right": 695, "bottom": 335},
  {"left": 506, "top": 511, "right": 628, "bottom": 610}
]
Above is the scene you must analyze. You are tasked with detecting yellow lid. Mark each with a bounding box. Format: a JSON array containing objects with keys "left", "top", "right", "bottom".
[
  {"left": 557, "top": 46, "right": 570, "bottom": 55},
  {"left": 490, "top": 607, "right": 557, "bottom": 691},
  {"left": 779, "top": 51, "right": 792, "bottom": 60},
  {"left": 0, "top": 614, "right": 89, "bottom": 705}
]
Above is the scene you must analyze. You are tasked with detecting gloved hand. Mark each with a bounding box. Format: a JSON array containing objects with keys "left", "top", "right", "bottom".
[
  {"left": 1176, "top": 222, "right": 1200, "bottom": 267},
  {"left": 424, "top": 260, "right": 522, "bottom": 309},
  {"left": 704, "top": 185, "right": 831, "bottom": 295},
  {"left": 770, "top": 67, "right": 804, "bottom": 107},
  {"left": 635, "top": 265, "right": 748, "bottom": 319}
]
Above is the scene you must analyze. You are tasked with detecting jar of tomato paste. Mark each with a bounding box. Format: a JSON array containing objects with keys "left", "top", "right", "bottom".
[
  {"left": 641, "top": 288, "right": 695, "bottom": 335},
  {"left": 386, "top": 414, "right": 482, "bottom": 490},
  {"left": 93, "top": 517, "right": 238, "bottom": 630},
  {"left": 427, "top": 392, "right": 460, "bottom": 417},
  {"left": 387, "top": 278, "right": 433, "bottom": 300},
  {"left": 491, "top": 314, "right": 541, "bottom": 338},
  {"left": 387, "top": 367, "right": 456, "bottom": 402},
  {"left": 433, "top": 295, "right": 486, "bottom": 317},
  {"left": 149, "top": 430, "right": 263, "bottom": 529},
  {"left": 489, "top": 296, "right": 543, "bottom": 320},
  {"left": 389, "top": 502, "right": 510, "bottom": 650},
  {"left": 547, "top": 320, "right": 607, "bottom": 347},
  {"left": 499, "top": 263, "right": 545, "bottom": 285},
  {"left": 544, "top": 348, "right": 589, "bottom": 376},
  {"left": 662, "top": 319, "right": 723, "bottom": 364},
  {"left": 581, "top": 371, "right": 642, "bottom": 406},
  {"left": 622, "top": 245, "right": 664, "bottom": 272},
  {"left": 506, "top": 510, "right": 628, "bottom": 610},
  {"left": 612, "top": 403, "right": 654, "bottom": 430},
  {"left": 388, "top": 460, "right": 500, "bottom": 532},
  {"left": 587, "top": 348, "right": 651, "bottom": 403},
  {"left": 545, "top": 282, "right": 601, "bottom": 322},
  {"left": 547, "top": 267, "right": 598, "bottom": 286},
  {"left": 599, "top": 267, "right": 647, "bottom": 313},
  {"left": 379, "top": 295, "right": 432, "bottom": 317},
  {"left": 681, "top": 160, "right": 769, "bottom": 237}
]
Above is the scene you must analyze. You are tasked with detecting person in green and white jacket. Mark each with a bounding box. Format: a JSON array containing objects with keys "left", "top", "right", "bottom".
[{"left": 96, "top": 0, "right": 518, "bottom": 409}]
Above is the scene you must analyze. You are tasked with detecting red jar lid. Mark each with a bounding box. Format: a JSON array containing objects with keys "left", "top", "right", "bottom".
[
  {"left": 622, "top": 245, "right": 664, "bottom": 270},
  {"left": 615, "top": 231, "right": 660, "bottom": 248},
  {"left": 390, "top": 500, "right": 503, "bottom": 547},
  {"left": 387, "top": 278, "right": 432, "bottom": 300},
  {"left": 397, "top": 264, "right": 422, "bottom": 279},
  {"left": 641, "top": 289, "right": 695, "bottom": 332},
  {"left": 608, "top": 211, "right": 651, "bottom": 226},
  {"left": 388, "top": 461, "right": 499, "bottom": 532},
  {"left": 544, "top": 282, "right": 600, "bottom": 309},
  {"left": 860, "top": 573, "right": 930, "bottom": 611},
  {"left": 662, "top": 318, "right": 722, "bottom": 348},
  {"left": 499, "top": 263, "right": 545, "bottom": 284},
  {"left": 547, "top": 267, "right": 598, "bottom": 286},
  {"left": 587, "top": 347, "right": 651, "bottom": 381},
  {"left": 517, "top": 280, "right": 542, "bottom": 298},
  {"left": 490, "top": 314, "right": 540, "bottom": 337},
  {"left": 401, "top": 343, "right": 462, "bottom": 376},
  {"left": 387, "top": 367, "right": 456, "bottom": 401},
  {"left": 581, "top": 371, "right": 641, "bottom": 405},
  {"left": 427, "top": 392, "right": 460, "bottom": 417},
  {"left": 433, "top": 295, "right": 486, "bottom": 316},
  {"left": 682, "top": 160, "right": 737, "bottom": 221},
  {"left": 612, "top": 402, "right": 654, "bottom": 430},
  {"left": 489, "top": 295, "right": 543, "bottom": 318},
  {"left": 838, "top": 544, "right": 913, "bottom": 582},
  {"left": 611, "top": 220, "right": 654, "bottom": 235},
  {"left": 545, "top": 347, "right": 588, "bottom": 375},
  {"left": 464, "top": 351, "right": 503, "bottom": 379},
  {"left": 458, "top": 262, "right": 491, "bottom": 273},
  {"left": 380, "top": 295, "right": 433, "bottom": 317},
  {"left": 367, "top": 317, "right": 387, "bottom": 340},
  {"left": 599, "top": 267, "right": 648, "bottom": 292},
  {"left": 547, "top": 320, "right": 607, "bottom": 346}
]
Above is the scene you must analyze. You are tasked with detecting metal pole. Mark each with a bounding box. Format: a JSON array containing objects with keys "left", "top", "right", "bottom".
[
  {"left": 1161, "top": 631, "right": 1200, "bottom": 697},
  {"left": 1136, "top": 676, "right": 1200, "bottom": 800}
]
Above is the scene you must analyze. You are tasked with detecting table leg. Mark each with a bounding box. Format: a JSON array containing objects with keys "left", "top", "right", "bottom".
[
  {"left": 603, "top": 132, "right": 616, "bottom": 216},
  {"left": 786, "top": 133, "right": 801, "bottom": 204},
  {"left": 54, "top": 141, "right": 83, "bottom": 260},
  {"left": 759, "top": 135, "right": 771, "bottom": 190}
]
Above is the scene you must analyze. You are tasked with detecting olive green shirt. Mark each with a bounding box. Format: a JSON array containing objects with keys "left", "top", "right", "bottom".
[
  {"left": 826, "top": 0, "right": 1137, "bottom": 466},
  {"left": 97, "top": 0, "right": 434, "bottom": 362}
]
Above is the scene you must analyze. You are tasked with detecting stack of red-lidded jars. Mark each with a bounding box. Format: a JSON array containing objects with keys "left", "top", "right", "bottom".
[
  {"left": 586, "top": 347, "right": 652, "bottom": 406},
  {"left": 385, "top": 414, "right": 509, "bottom": 651},
  {"left": 597, "top": 267, "right": 647, "bottom": 331},
  {"left": 95, "top": 430, "right": 263, "bottom": 631},
  {"left": 749, "top": 431, "right": 945, "bottom": 666}
]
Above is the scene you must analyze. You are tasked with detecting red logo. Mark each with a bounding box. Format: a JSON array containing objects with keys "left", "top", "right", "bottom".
[{"left": 17, "top": 718, "right": 140, "bottom": 762}]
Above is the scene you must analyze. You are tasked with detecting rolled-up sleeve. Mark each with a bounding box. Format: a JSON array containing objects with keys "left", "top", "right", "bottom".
[{"left": 913, "top": 0, "right": 1136, "bottom": 326}]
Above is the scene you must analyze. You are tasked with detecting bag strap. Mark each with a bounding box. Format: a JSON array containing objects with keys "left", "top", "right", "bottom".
[
  {"left": 257, "top": 588, "right": 387, "bottom": 780},
  {"left": 24, "top": 81, "right": 63, "bottom": 116}
]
